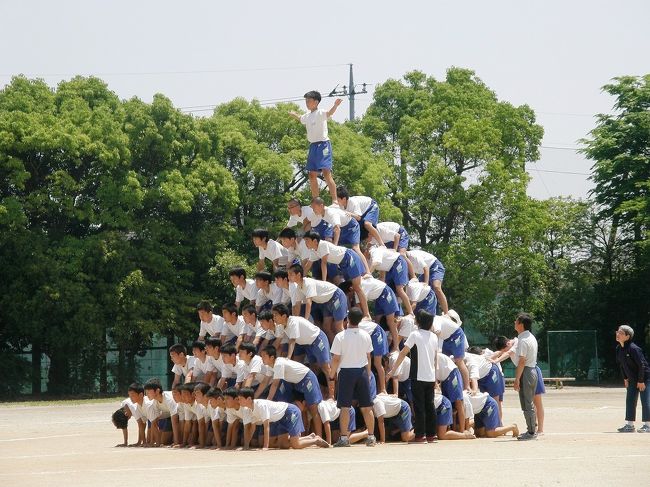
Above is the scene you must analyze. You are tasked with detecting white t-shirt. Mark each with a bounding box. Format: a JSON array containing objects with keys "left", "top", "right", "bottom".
[
  {"left": 324, "top": 205, "right": 353, "bottom": 227},
  {"left": 236, "top": 355, "right": 263, "bottom": 386},
  {"left": 398, "top": 315, "right": 417, "bottom": 339},
  {"left": 375, "top": 222, "right": 402, "bottom": 245},
  {"left": 345, "top": 196, "right": 374, "bottom": 217},
  {"left": 287, "top": 205, "right": 316, "bottom": 227},
  {"left": 406, "top": 249, "right": 436, "bottom": 274},
  {"left": 257, "top": 283, "right": 290, "bottom": 307},
  {"left": 369, "top": 246, "right": 401, "bottom": 271},
  {"left": 121, "top": 398, "right": 143, "bottom": 421},
  {"left": 465, "top": 391, "right": 489, "bottom": 415},
  {"left": 317, "top": 398, "right": 341, "bottom": 423},
  {"left": 357, "top": 320, "right": 380, "bottom": 336},
  {"left": 331, "top": 328, "right": 373, "bottom": 369},
  {"left": 208, "top": 404, "right": 226, "bottom": 422},
  {"left": 300, "top": 109, "right": 329, "bottom": 143},
  {"left": 310, "top": 240, "right": 348, "bottom": 264},
  {"left": 404, "top": 329, "right": 438, "bottom": 382},
  {"left": 405, "top": 279, "right": 431, "bottom": 303},
  {"left": 388, "top": 351, "right": 411, "bottom": 382},
  {"left": 199, "top": 314, "right": 225, "bottom": 338},
  {"left": 373, "top": 392, "right": 403, "bottom": 418},
  {"left": 435, "top": 352, "right": 458, "bottom": 382},
  {"left": 515, "top": 331, "right": 538, "bottom": 367},
  {"left": 191, "top": 402, "right": 210, "bottom": 421},
  {"left": 156, "top": 391, "right": 178, "bottom": 417},
  {"left": 464, "top": 352, "right": 493, "bottom": 380},
  {"left": 281, "top": 315, "right": 321, "bottom": 345},
  {"left": 258, "top": 239, "right": 289, "bottom": 267},
  {"left": 295, "top": 277, "right": 338, "bottom": 304},
  {"left": 193, "top": 355, "right": 216, "bottom": 380},
  {"left": 225, "top": 406, "right": 244, "bottom": 424},
  {"left": 272, "top": 357, "right": 310, "bottom": 383},
  {"left": 433, "top": 315, "right": 460, "bottom": 340},
  {"left": 255, "top": 321, "right": 276, "bottom": 341},
  {"left": 171, "top": 356, "right": 198, "bottom": 378},
  {"left": 217, "top": 357, "right": 241, "bottom": 380},
  {"left": 235, "top": 279, "right": 258, "bottom": 303},
  {"left": 243, "top": 399, "right": 289, "bottom": 425},
  {"left": 286, "top": 239, "right": 312, "bottom": 263},
  {"left": 223, "top": 316, "right": 246, "bottom": 339},
  {"left": 359, "top": 276, "right": 388, "bottom": 301}
]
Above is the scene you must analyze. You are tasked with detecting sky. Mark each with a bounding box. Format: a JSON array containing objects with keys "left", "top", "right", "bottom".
[{"left": 1, "top": 0, "right": 648, "bottom": 200}]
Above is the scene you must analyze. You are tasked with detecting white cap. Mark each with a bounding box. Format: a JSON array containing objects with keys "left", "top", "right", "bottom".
[{"left": 447, "top": 309, "right": 462, "bottom": 326}]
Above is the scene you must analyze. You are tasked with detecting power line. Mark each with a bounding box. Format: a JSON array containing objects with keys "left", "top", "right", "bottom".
[
  {"left": 530, "top": 168, "right": 590, "bottom": 176},
  {"left": 540, "top": 145, "right": 581, "bottom": 151},
  {"left": 0, "top": 63, "right": 349, "bottom": 78}
]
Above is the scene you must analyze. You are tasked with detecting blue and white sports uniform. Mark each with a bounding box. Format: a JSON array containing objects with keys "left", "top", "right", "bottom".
[
  {"left": 300, "top": 109, "right": 333, "bottom": 172},
  {"left": 434, "top": 394, "right": 453, "bottom": 427},
  {"left": 359, "top": 277, "right": 402, "bottom": 317},
  {"left": 345, "top": 196, "right": 380, "bottom": 227}
]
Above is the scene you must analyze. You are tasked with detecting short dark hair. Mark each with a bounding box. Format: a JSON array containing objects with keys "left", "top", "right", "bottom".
[
  {"left": 311, "top": 196, "right": 325, "bottom": 206},
  {"left": 238, "top": 342, "right": 256, "bottom": 357},
  {"left": 272, "top": 303, "right": 290, "bottom": 317},
  {"left": 467, "top": 345, "right": 484, "bottom": 355},
  {"left": 251, "top": 228, "right": 270, "bottom": 242},
  {"left": 287, "top": 198, "right": 302, "bottom": 208},
  {"left": 191, "top": 340, "right": 206, "bottom": 352},
  {"left": 237, "top": 387, "right": 255, "bottom": 399},
  {"left": 339, "top": 280, "right": 354, "bottom": 294},
  {"left": 169, "top": 344, "right": 186, "bottom": 355},
  {"left": 255, "top": 271, "right": 273, "bottom": 283},
  {"left": 112, "top": 408, "right": 129, "bottom": 429},
  {"left": 258, "top": 310, "right": 274, "bottom": 322},
  {"left": 220, "top": 344, "right": 237, "bottom": 356},
  {"left": 262, "top": 345, "right": 277, "bottom": 358},
  {"left": 205, "top": 337, "right": 222, "bottom": 348},
  {"left": 223, "top": 387, "right": 239, "bottom": 399},
  {"left": 222, "top": 303, "right": 238, "bottom": 314},
  {"left": 279, "top": 227, "right": 297, "bottom": 240},
  {"left": 416, "top": 309, "right": 434, "bottom": 331},
  {"left": 193, "top": 382, "right": 211, "bottom": 395},
  {"left": 348, "top": 307, "right": 363, "bottom": 326},
  {"left": 128, "top": 383, "right": 144, "bottom": 394},
  {"left": 196, "top": 300, "right": 213, "bottom": 312},
  {"left": 288, "top": 264, "right": 304, "bottom": 277},
  {"left": 337, "top": 186, "right": 350, "bottom": 200},
  {"left": 144, "top": 378, "right": 163, "bottom": 393},
  {"left": 206, "top": 387, "right": 223, "bottom": 399},
  {"left": 493, "top": 336, "right": 509, "bottom": 352},
  {"left": 304, "top": 90, "right": 321, "bottom": 102},
  {"left": 229, "top": 267, "right": 246, "bottom": 278},
  {"left": 303, "top": 231, "right": 321, "bottom": 242},
  {"left": 242, "top": 305, "right": 257, "bottom": 317},
  {"left": 274, "top": 269, "right": 288, "bottom": 280},
  {"left": 516, "top": 312, "right": 533, "bottom": 330}
]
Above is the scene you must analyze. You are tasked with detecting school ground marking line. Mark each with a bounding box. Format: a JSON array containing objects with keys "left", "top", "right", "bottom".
[
  {"left": 6, "top": 454, "right": 650, "bottom": 476},
  {"left": 0, "top": 433, "right": 84, "bottom": 442}
]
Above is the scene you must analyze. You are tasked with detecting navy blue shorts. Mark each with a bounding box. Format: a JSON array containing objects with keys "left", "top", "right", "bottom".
[
  {"left": 317, "top": 287, "right": 348, "bottom": 322},
  {"left": 441, "top": 368, "right": 464, "bottom": 403},
  {"left": 414, "top": 289, "right": 437, "bottom": 315},
  {"left": 331, "top": 405, "right": 356, "bottom": 432},
  {"left": 388, "top": 400, "right": 413, "bottom": 432},
  {"left": 435, "top": 395, "right": 453, "bottom": 427},
  {"left": 386, "top": 226, "right": 409, "bottom": 251},
  {"left": 225, "top": 377, "right": 237, "bottom": 389},
  {"left": 338, "top": 219, "right": 360, "bottom": 246},
  {"left": 474, "top": 396, "right": 501, "bottom": 431},
  {"left": 385, "top": 255, "right": 409, "bottom": 288},
  {"left": 312, "top": 219, "right": 334, "bottom": 240},
  {"left": 258, "top": 299, "right": 273, "bottom": 312},
  {"left": 311, "top": 259, "right": 340, "bottom": 281},
  {"left": 295, "top": 329, "right": 331, "bottom": 365},
  {"left": 398, "top": 378, "right": 413, "bottom": 403},
  {"left": 336, "top": 367, "right": 373, "bottom": 408},
  {"left": 373, "top": 285, "right": 402, "bottom": 317},
  {"left": 442, "top": 327, "right": 467, "bottom": 359},
  {"left": 274, "top": 380, "right": 294, "bottom": 402},
  {"left": 307, "top": 140, "right": 333, "bottom": 172},
  {"left": 477, "top": 364, "right": 505, "bottom": 402},
  {"left": 270, "top": 403, "right": 305, "bottom": 437},
  {"left": 157, "top": 417, "right": 173, "bottom": 432},
  {"left": 338, "top": 249, "right": 365, "bottom": 280},
  {"left": 294, "top": 370, "right": 324, "bottom": 405},
  {"left": 360, "top": 201, "right": 379, "bottom": 227}
]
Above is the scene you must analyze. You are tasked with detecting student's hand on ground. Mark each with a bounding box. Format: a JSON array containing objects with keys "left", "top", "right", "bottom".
[{"left": 638, "top": 382, "right": 646, "bottom": 391}]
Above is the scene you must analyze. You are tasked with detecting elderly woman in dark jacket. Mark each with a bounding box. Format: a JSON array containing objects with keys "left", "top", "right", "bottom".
[{"left": 615, "top": 325, "right": 650, "bottom": 433}]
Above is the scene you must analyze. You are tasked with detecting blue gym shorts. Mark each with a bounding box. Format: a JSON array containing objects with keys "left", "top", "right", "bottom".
[
  {"left": 441, "top": 368, "right": 464, "bottom": 403},
  {"left": 389, "top": 399, "right": 413, "bottom": 432},
  {"left": 429, "top": 258, "right": 446, "bottom": 283},
  {"left": 369, "top": 325, "right": 388, "bottom": 357},
  {"left": 270, "top": 403, "right": 305, "bottom": 437},
  {"left": 442, "top": 327, "right": 467, "bottom": 359},
  {"left": 339, "top": 219, "right": 361, "bottom": 246},
  {"left": 338, "top": 249, "right": 365, "bottom": 280},
  {"left": 294, "top": 369, "right": 324, "bottom": 406},
  {"left": 312, "top": 219, "right": 335, "bottom": 240},
  {"left": 385, "top": 255, "right": 409, "bottom": 288},
  {"left": 435, "top": 395, "right": 453, "bottom": 427},
  {"left": 415, "top": 289, "right": 437, "bottom": 315},
  {"left": 474, "top": 396, "right": 501, "bottom": 431},
  {"left": 295, "top": 329, "right": 331, "bottom": 365},
  {"left": 307, "top": 140, "right": 333, "bottom": 172},
  {"left": 373, "top": 285, "right": 402, "bottom": 317},
  {"left": 319, "top": 287, "right": 348, "bottom": 322},
  {"left": 336, "top": 367, "right": 373, "bottom": 408},
  {"left": 478, "top": 364, "right": 505, "bottom": 402},
  {"left": 360, "top": 201, "right": 379, "bottom": 227}
]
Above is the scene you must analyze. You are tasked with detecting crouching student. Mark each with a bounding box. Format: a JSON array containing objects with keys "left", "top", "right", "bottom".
[
  {"left": 434, "top": 312, "right": 470, "bottom": 389},
  {"left": 434, "top": 393, "right": 475, "bottom": 440},
  {"left": 373, "top": 392, "right": 415, "bottom": 443},
  {"left": 259, "top": 345, "right": 324, "bottom": 437},
  {"left": 318, "top": 397, "right": 369, "bottom": 446},
  {"left": 112, "top": 392, "right": 146, "bottom": 447},
  {"left": 405, "top": 278, "right": 437, "bottom": 316},
  {"left": 465, "top": 346, "right": 506, "bottom": 420},
  {"left": 436, "top": 352, "right": 466, "bottom": 432},
  {"left": 238, "top": 387, "right": 329, "bottom": 450},
  {"left": 206, "top": 387, "right": 226, "bottom": 449},
  {"left": 179, "top": 383, "right": 199, "bottom": 447},
  {"left": 235, "top": 342, "right": 264, "bottom": 390},
  {"left": 223, "top": 387, "right": 244, "bottom": 449},
  {"left": 143, "top": 378, "right": 178, "bottom": 446},
  {"left": 464, "top": 391, "right": 519, "bottom": 439}
]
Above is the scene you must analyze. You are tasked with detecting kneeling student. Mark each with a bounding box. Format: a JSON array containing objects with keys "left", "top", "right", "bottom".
[
  {"left": 434, "top": 393, "right": 475, "bottom": 440},
  {"left": 464, "top": 391, "right": 519, "bottom": 439},
  {"left": 373, "top": 392, "right": 415, "bottom": 443}
]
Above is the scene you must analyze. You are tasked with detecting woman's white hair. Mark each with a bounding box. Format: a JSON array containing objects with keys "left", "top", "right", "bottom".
[{"left": 618, "top": 325, "right": 634, "bottom": 338}]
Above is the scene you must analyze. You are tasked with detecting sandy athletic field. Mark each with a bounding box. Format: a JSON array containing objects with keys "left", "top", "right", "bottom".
[{"left": 0, "top": 387, "right": 648, "bottom": 486}]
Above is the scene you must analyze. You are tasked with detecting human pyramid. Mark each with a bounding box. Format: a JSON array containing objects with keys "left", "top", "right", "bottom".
[{"left": 113, "top": 90, "right": 544, "bottom": 449}]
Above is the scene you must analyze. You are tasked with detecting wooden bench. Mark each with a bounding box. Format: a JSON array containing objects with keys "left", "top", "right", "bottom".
[{"left": 504, "top": 377, "right": 576, "bottom": 389}]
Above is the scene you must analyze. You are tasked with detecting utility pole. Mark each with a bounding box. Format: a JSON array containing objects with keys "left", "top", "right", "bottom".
[{"left": 328, "top": 63, "right": 368, "bottom": 120}]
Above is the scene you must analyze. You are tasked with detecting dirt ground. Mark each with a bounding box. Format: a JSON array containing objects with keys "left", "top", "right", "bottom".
[{"left": 0, "top": 386, "right": 648, "bottom": 487}]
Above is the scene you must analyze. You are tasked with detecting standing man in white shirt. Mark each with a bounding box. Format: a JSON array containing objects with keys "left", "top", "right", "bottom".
[
  {"left": 289, "top": 90, "right": 342, "bottom": 202},
  {"left": 388, "top": 309, "right": 439, "bottom": 444},
  {"left": 513, "top": 312, "right": 539, "bottom": 441},
  {"left": 330, "top": 307, "right": 378, "bottom": 447}
]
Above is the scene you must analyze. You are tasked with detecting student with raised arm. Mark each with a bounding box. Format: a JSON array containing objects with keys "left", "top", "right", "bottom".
[{"left": 289, "top": 90, "right": 342, "bottom": 202}]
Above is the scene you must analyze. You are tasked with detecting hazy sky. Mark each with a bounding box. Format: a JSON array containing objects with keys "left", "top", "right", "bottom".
[{"left": 1, "top": 0, "right": 648, "bottom": 200}]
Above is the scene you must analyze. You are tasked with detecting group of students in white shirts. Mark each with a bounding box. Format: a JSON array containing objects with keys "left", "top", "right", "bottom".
[{"left": 113, "top": 187, "right": 543, "bottom": 447}]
